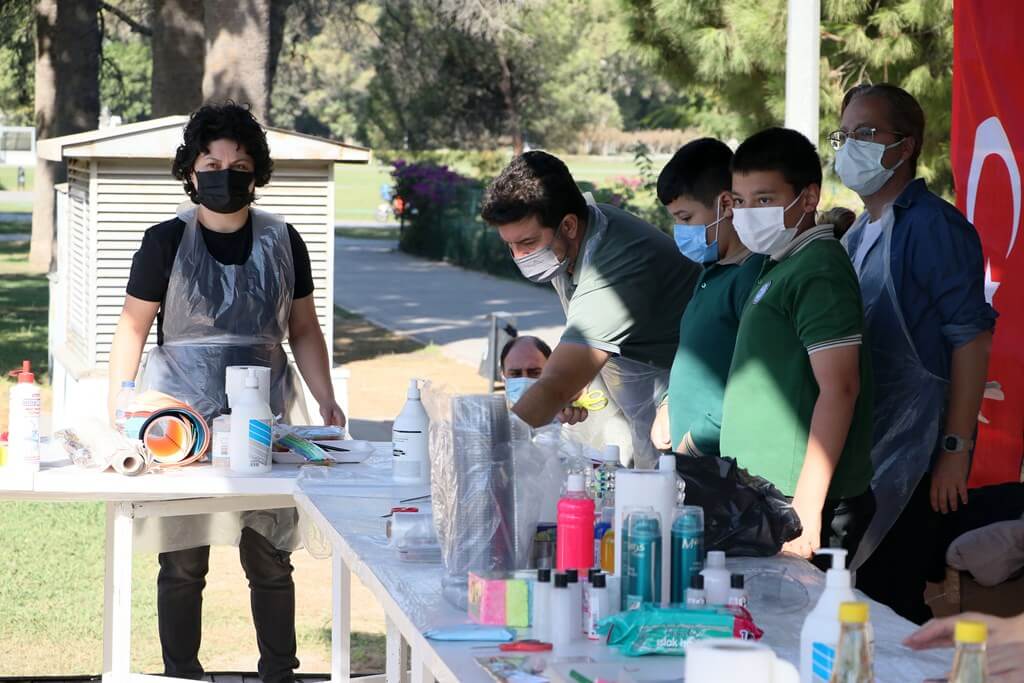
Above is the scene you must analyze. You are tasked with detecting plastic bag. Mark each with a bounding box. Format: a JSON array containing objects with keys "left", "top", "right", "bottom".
[
  {"left": 674, "top": 453, "right": 802, "bottom": 556},
  {"left": 423, "top": 384, "right": 565, "bottom": 608}
]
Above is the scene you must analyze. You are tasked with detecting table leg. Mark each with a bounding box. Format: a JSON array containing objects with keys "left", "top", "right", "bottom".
[
  {"left": 410, "top": 646, "right": 434, "bottom": 683},
  {"left": 386, "top": 618, "right": 410, "bottom": 683},
  {"left": 102, "top": 502, "right": 134, "bottom": 682},
  {"left": 331, "top": 550, "right": 352, "bottom": 682}
]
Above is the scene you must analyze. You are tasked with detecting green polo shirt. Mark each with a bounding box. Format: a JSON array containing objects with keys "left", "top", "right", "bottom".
[
  {"left": 667, "top": 250, "right": 767, "bottom": 454},
  {"left": 719, "top": 226, "right": 873, "bottom": 500},
  {"left": 562, "top": 203, "right": 701, "bottom": 368}
]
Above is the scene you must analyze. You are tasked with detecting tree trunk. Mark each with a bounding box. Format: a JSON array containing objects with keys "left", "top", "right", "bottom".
[
  {"left": 31, "top": 0, "right": 100, "bottom": 271},
  {"left": 202, "top": 0, "right": 271, "bottom": 122},
  {"left": 151, "top": 0, "right": 205, "bottom": 116},
  {"left": 496, "top": 48, "right": 524, "bottom": 155}
]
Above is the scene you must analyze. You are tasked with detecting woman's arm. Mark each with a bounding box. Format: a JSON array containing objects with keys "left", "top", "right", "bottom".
[
  {"left": 107, "top": 296, "right": 160, "bottom": 423},
  {"left": 288, "top": 295, "right": 346, "bottom": 426}
]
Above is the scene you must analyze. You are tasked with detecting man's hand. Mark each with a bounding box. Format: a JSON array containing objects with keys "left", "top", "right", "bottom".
[
  {"left": 905, "top": 612, "right": 1024, "bottom": 650},
  {"left": 319, "top": 399, "right": 347, "bottom": 427},
  {"left": 930, "top": 451, "right": 970, "bottom": 513},
  {"left": 512, "top": 343, "right": 610, "bottom": 427},
  {"left": 781, "top": 498, "right": 821, "bottom": 559},
  {"left": 650, "top": 402, "right": 672, "bottom": 450},
  {"left": 558, "top": 406, "right": 589, "bottom": 425}
]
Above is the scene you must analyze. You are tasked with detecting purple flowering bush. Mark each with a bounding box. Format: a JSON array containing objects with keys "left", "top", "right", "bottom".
[{"left": 391, "top": 159, "right": 475, "bottom": 217}]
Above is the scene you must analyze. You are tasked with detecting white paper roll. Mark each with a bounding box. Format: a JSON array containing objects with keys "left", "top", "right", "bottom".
[
  {"left": 685, "top": 639, "right": 799, "bottom": 683},
  {"left": 613, "top": 469, "right": 676, "bottom": 604}
]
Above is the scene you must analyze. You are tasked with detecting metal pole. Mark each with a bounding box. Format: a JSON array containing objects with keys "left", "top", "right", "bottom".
[{"left": 784, "top": 0, "right": 822, "bottom": 146}]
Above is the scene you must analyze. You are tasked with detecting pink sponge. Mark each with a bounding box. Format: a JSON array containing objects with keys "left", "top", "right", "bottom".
[{"left": 468, "top": 572, "right": 531, "bottom": 628}]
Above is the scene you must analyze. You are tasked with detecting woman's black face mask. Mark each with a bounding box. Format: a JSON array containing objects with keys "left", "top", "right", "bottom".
[{"left": 195, "top": 169, "right": 254, "bottom": 214}]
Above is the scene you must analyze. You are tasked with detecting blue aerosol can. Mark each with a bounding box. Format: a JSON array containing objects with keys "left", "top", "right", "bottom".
[
  {"left": 670, "top": 505, "right": 705, "bottom": 604},
  {"left": 623, "top": 509, "right": 662, "bottom": 610}
]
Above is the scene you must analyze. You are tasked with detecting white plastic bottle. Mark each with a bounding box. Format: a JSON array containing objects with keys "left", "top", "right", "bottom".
[
  {"left": 392, "top": 378, "right": 429, "bottom": 483},
  {"left": 800, "top": 548, "right": 860, "bottom": 683},
  {"left": 532, "top": 569, "right": 552, "bottom": 643},
  {"left": 229, "top": 368, "right": 274, "bottom": 474},
  {"left": 550, "top": 573, "right": 576, "bottom": 650},
  {"left": 566, "top": 569, "right": 584, "bottom": 635},
  {"left": 211, "top": 414, "right": 231, "bottom": 469},
  {"left": 700, "top": 550, "right": 730, "bottom": 605},
  {"left": 7, "top": 360, "right": 41, "bottom": 471},
  {"left": 113, "top": 380, "right": 136, "bottom": 438},
  {"left": 585, "top": 573, "right": 610, "bottom": 640}
]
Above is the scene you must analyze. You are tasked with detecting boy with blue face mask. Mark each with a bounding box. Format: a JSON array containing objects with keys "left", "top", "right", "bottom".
[
  {"left": 719, "top": 128, "right": 875, "bottom": 566},
  {"left": 650, "top": 138, "right": 767, "bottom": 455}
]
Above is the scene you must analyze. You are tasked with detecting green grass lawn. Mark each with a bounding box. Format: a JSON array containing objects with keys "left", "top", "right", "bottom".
[{"left": 0, "top": 165, "right": 34, "bottom": 192}]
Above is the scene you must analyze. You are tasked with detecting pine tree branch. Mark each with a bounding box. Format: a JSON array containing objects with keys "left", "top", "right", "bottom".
[{"left": 99, "top": 1, "right": 152, "bottom": 37}]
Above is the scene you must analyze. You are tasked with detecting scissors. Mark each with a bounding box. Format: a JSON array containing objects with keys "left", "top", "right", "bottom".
[
  {"left": 472, "top": 639, "right": 553, "bottom": 652},
  {"left": 571, "top": 389, "right": 608, "bottom": 411}
]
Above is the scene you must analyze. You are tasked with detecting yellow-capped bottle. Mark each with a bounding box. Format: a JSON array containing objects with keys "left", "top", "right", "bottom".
[
  {"left": 600, "top": 529, "right": 615, "bottom": 573},
  {"left": 950, "top": 621, "right": 989, "bottom": 683},
  {"left": 829, "top": 602, "right": 872, "bottom": 683}
]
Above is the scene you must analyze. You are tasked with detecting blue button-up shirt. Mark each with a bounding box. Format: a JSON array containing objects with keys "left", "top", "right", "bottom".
[{"left": 845, "top": 179, "right": 997, "bottom": 382}]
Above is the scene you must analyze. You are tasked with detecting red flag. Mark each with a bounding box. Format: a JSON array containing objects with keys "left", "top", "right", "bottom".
[{"left": 952, "top": 1, "right": 1024, "bottom": 486}]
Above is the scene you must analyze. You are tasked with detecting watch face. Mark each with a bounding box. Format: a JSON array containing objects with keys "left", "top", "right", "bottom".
[{"left": 944, "top": 436, "right": 957, "bottom": 451}]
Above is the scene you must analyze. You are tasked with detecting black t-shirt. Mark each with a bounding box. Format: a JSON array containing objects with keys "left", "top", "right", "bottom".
[{"left": 126, "top": 216, "right": 315, "bottom": 344}]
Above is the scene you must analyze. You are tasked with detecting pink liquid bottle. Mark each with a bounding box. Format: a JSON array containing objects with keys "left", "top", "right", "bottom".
[{"left": 556, "top": 473, "right": 596, "bottom": 572}]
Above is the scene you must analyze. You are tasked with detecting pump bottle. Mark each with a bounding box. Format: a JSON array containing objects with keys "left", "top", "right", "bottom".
[
  {"left": 800, "top": 549, "right": 870, "bottom": 683},
  {"left": 393, "top": 379, "right": 429, "bottom": 483}
]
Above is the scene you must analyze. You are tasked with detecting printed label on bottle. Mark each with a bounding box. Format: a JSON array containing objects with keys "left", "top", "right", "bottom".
[
  {"left": 248, "top": 419, "right": 272, "bottom": 468},
  {"left": 811, "top": 641, "right": 836, "bottom": 682}
]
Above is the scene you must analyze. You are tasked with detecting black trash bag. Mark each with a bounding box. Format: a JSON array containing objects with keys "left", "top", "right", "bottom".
[{"left": 675, "top": 452, "right": 803, "bottom": 556}]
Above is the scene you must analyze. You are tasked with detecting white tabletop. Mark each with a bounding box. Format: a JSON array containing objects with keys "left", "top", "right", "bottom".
[
  {"left": 0, "top": 442, "right": 398, "bottom": 502},
  {"left": 297, "top": 481, "right": 952, "bottom": 683}
]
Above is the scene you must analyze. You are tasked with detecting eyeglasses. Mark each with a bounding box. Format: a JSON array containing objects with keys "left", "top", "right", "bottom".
[{"left": 828, "top": 127, "right": 906, "bottom": 150}]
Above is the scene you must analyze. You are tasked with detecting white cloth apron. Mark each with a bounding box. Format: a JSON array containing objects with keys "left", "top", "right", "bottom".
[{"left": 134, "top": 205, "right": 308, "bottom": 553}]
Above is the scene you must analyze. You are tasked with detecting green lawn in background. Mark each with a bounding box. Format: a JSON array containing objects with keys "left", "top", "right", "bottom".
[{"left": 0, "top": 165, "right": 34, "bottom": 191}]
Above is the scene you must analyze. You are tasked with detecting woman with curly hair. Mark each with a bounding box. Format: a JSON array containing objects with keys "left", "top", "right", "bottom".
[{"left": 107, "top": 102, "right": 343, "bottom": 682}]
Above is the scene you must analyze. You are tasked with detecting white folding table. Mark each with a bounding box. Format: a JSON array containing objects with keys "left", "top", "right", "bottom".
[
  {"left": 295, "top": 482, "right": 954, "bottom": 683},
  {"left": 0, "top": 445, "right": 400, "bottom": 683}
]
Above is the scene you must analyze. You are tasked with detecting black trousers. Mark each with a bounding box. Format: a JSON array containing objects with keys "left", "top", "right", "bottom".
[
  {"left": 157, "top": 527, "right": 299, "bottom": 682},
  {"left": 856, "top": 476, "right": 938, "bottom": 625},
  {"left": 809, "top": 488, "right": 876, "bottom": 573}
]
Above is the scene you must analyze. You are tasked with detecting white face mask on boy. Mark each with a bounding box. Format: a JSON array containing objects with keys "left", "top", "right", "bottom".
[{"left": 731, "top": 191, "right": 806, "bottom": 256}]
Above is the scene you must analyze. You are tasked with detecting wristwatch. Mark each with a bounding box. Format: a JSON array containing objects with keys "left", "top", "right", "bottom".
[{"left": 942, "top": 434, "right": 974, "bottom": 453}]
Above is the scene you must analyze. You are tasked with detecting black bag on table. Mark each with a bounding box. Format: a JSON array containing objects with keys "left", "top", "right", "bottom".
[{"left": 675, "top": 452, "right": 803, "bottom": 556}]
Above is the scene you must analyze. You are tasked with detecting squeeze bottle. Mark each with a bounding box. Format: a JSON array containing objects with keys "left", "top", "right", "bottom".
[
  {"left": 7, "top": 361, "right": 41, "bottom": 471},
  {"left": 229, "top": 367, "right": 274, "bottom": 474},
  {"left": 800, "top": 548, "right": 859, "bottom": 683},
  {"left": 949, "top": 620, "right": 989, "bottom": 683},
  {"left": 556, "top": 473, "right": 595, "bottom": 572},
  {"left": 531, "top": 569, "right": 552, "bottom": 643},
  {"left": 549, "top": 573, "right": 575, "bottom": 650},
  {"left": 700, "top": 550, "right": 730, "bottom": 605},
  {"left": 392, "top": 378, "right": 430, "bottom": 483}
]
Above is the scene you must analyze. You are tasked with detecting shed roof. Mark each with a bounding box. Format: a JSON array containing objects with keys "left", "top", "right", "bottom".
[{"left": 37, "top": 115, "right": 371, "bottom": 163}]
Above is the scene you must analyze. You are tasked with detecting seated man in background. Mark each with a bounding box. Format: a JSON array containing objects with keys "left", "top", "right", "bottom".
[
  {"left": 650, "top": 137, "right": 766, "bottom": 456},
  {"left": 719, "top": 127, "right": 875, "bottom": 563},
  {"left": 501, "top": 334, "right": 553, "bottom": 404},
  {"left": 482, "top": 151, "right": 700, "bottom": 468}
]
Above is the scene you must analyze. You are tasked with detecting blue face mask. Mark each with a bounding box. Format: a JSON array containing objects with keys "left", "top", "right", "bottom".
[
  {"left": 673, "top": 202, "right": 724, "bottom": 264},
  {"left": 504, "top": 376, "right": 537, "bottom": 406}
]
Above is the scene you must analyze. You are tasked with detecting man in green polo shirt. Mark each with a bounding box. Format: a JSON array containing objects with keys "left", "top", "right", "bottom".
[
  {"left": 481, "top": 151, "right": 701, "bottom": 467},
  {"left": 720, "top": 128, "right": 875, "bottom": 561},
  {"left": 650, "top": 138, "right": 767, "bottom": 455}
]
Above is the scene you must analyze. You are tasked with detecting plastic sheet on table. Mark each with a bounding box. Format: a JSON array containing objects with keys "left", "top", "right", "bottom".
[{"left": 423, "top": 384, "right": 566, "bottom": 609}]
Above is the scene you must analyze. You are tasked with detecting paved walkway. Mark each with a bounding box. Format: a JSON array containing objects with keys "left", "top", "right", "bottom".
[{"left": 333, "top": 237, "right": 564, "bottom": 368}]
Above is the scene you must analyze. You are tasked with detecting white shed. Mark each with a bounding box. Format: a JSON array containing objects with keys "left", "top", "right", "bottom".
[{"left": 39, "top": 116, "right": 371, "bottom": 426}]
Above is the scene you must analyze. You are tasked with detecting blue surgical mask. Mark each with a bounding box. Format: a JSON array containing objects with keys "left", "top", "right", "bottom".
[
  {"left": 673, "top": 202, "right": 724, "bottom": 264},
  {"left": 504, "top": 376, "right": 537, "bottom": 406}
]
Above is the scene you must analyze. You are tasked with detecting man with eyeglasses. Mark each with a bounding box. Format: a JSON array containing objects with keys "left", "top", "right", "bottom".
[{"left": 830, "top": 83, "right": 996, "bottom": 624}]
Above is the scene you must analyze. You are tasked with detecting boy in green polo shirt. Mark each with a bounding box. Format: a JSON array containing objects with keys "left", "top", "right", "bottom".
[
  {"left": 719, "top": 128, "right": 874, "bottom": 563},
  {"left": 650, "top": 138, "right": 767, "bottom": 456}
]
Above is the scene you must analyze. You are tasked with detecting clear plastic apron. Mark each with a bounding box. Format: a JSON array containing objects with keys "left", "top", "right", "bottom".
[
  {"left": 847, "top": 208, "right": 948, "bottom": 570},
  {"left": 134, "top": 205, "right": 307, "bottom": 553},
  {"left": 553, "top": 197, "right": 667, "bottom": 470}
]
